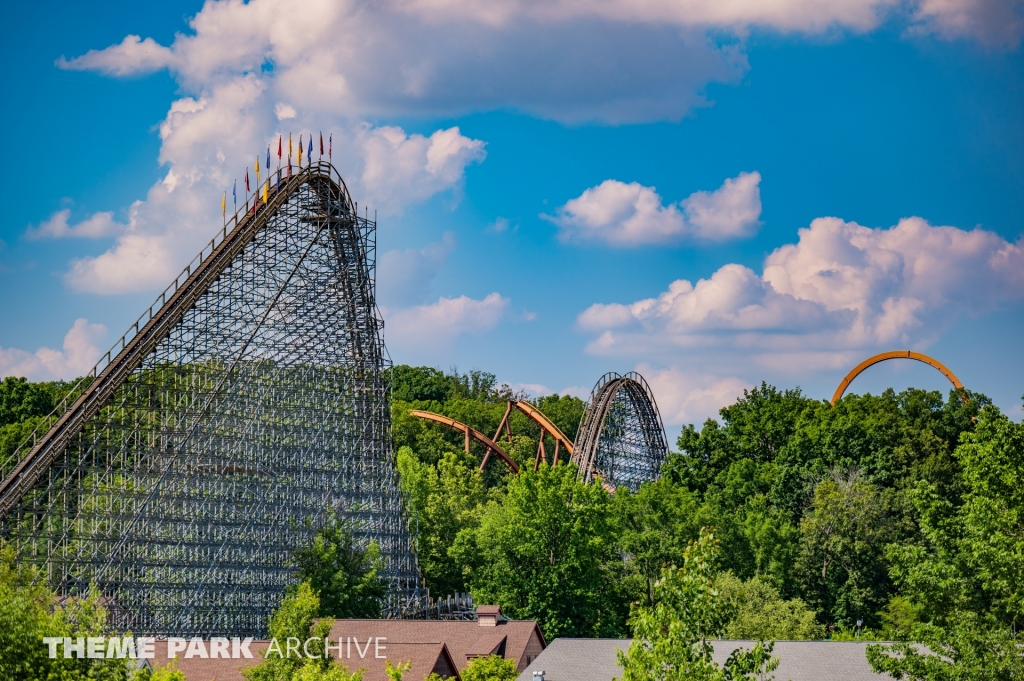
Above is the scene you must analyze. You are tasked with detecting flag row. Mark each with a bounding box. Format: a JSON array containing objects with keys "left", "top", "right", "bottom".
[{"left": 221, "top": 132, "right": 332, "bottom": 219}]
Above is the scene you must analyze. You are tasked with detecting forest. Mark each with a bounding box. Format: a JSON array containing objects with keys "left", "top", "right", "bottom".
[{"left": 1, "top": 368, "right": 1023, "bottom": 679}]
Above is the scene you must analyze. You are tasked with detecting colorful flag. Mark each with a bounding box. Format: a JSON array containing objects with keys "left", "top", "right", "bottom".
[
  {"left": 245, "top": 169, "right": 250, "bottom": 192},
  {"left": 262, "top": 180, "right": 268, "bottom": 204},
  {"left": 276, "top": 168, "right": 281, "bottom": 193},
  {"left": 298, "top": 134, "right": 303, "bottom": 166},
  {"left": 232, "top": 179, "right": 237, "bottom": 206},
  {"left": 221, "top": 192, "right": 226, "bottom": 218},
  {"left": 288, "top": 133, "right": 293, "bottom": 161},
  {"left": 308, "top": 136, "right": 313, "bottom": 164},
  {"left": 255, "top": 157, "right": 261, "bottom": 183},
  {"left": 277, "top": 136, "right": 282, "bottom": 160},
  {"left": 266, "top": 147, "right": 271, "bottom": 172},
  {"left": 319, "top": 132, "right": 323, "bottom": 157},
  {"left": 329, "top": 134, "right": 332, "bottom": 162}
]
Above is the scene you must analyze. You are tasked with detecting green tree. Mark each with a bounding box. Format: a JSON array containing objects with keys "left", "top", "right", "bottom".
[
  {"left": 244, "top": 581, "right": 363, "bottom": 681},
  {"left": 397, "top": 448, "right": 486, "bottom": 595},
  {"left": 135, "top": 661, "right": 187, "bottom": 681},
  {"left": 455, "top": 463, "right": 624, "bottom": 638},
  {"left": 715, "top": 573, "right": 824, "bottom": 640},
  {"left": 612, "top": 477, "right": 700, "bottom": 608},
  {"left": 867, "top": 404, "right": 1024, "bottom": 680},
  {"left": 794, "top": 472, "right": 894, "bottom": 628},
  {"left": 460, "top": 654, "right": 519, "bottom": 681},
  {"left": 0, "top": 542, "right": 130, "bottom": 681},
  {"left": 293, "top": 514, "right": 387, "bottom": 619},
  {"left": 384, "top": 659, "right": 412, "bottom": 680},
  {"left": 0, "top": 376, "right": 55, "bottom": 426},
  {"left": 616, "top": 529, "right": 779, "bottom": 681}
]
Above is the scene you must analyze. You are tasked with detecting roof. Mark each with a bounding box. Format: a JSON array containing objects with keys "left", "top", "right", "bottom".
[
  {"left": 516, "top": 639, "right": 898, "bottom": 681},
  {"left": 326, "top": 618, "right": 544, "bottom": 670},
  {"left": 149, "top": 640, "right": 268, "bottom": 680},
  {"left": 147, "top": 618, "right": 545, "bottom": 681}
]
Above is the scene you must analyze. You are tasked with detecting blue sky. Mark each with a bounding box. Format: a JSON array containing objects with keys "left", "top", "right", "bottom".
[{"left": 1, "top": 0, "right": 1022, "bottom": 427}]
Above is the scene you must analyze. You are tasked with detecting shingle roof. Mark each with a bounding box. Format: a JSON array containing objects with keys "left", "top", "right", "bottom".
[
  {"left": 146, "top": 618, "right": 545, "bottom": 681},
  {"left": 326, "top": 618, "right": 544, "bottom": 670},
  {"left": 516, "top": 639, "right": 898, "bottom": 681}
]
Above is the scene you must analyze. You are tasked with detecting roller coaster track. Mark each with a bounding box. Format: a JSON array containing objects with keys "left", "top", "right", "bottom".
[
  {"left": 410, "top": 374, "right": 667, "bottom": 493},
  {"left": 572, "top": 372, "right": 668, "bottom": 492},
  {"left": 831, "top": 350, "right": 968, "bottom": 406},
  {"left": 0, "top": 161, "right": 424, "bottom": 636},
  {"left": 407, "top": 410, "right": 519, "bottom": 472}
]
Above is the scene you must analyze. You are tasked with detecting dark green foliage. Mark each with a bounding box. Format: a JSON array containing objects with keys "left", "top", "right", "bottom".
[
  {"left": 532, "top": 393, "right": 587, "bottom": 445},
  {"left": 616, "top": 529, "right": 780, "bottom": 681},
  {"left": 459, "top": 654, "right": 519, "bottom": 681},
  {"left": 0, "top": 376, "right": 54, "bottom": 427},
  {"left": 866, "top": 404, "right": 1024, "bottom": 679},
  {"left": 391, "top": 364, "right": 586, "bottom": 478},
  {"left": 397, "top": 448, "right": 485, "bottom": 596},
  {"left": 0, "top": 542, "right": 130, "bottom": 681},
  {"left": 1, "top": 377, "right": 90, "bottom": 477},
  {"left": 667, "top": 384, "right": 986, "bottom": 629},
  {"left": 244, "top": 582, "right": 364, "bottom": 681},
  {"left": 455, "top": 463, "right": 628, "bottom": 639},
  {"left": 2, "top": 370, "right": 1016, "bottom": 660},
  {"left": 612, "top": 476, "right": 701, "bottom": 608},
  {"left": 292, "top": 515, "right": 387, "bottom": 619}
]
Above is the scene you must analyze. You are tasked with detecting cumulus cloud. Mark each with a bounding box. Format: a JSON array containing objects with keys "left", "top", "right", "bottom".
[
  {"left": 910, "top": 0, "right": 1024, "bottom": 47},
  {"left": 549, "top": 172, "right": 761, "bottom": 246},
  {"left": 57, "top": 0, "right": 747, "bottom": 124},
  {"left": 0, "top": 319, "right": 108, "bottom": 381},
  {"left": 48, "top": 68, "right": 485, "bottom": 293},
  {"left": 60, "top": 1, "right": 1016, "bottom": 118},
  {"left": 360, "top": 126, "right": 485, "bottom": 209},
  {"left": 378, "top": 232, "right": 457, "bottom": 306},
  {"left": 579, "top": 216, "right": 1024, "bottom": 361},
  {"left": 47, "top": 0, "right": 1016, "bottom": 295},
  {"left": 25, "top": 209, "right": 126, "bottom": 240},
  {"left": 638, "top": 364, "right": 750, "bottom": 427},
  {"left": 383, "top": 292, "right": 510, "bottom": 356},
  {"left": 58, "top": 35, "right": 175, "bottom": 76}
]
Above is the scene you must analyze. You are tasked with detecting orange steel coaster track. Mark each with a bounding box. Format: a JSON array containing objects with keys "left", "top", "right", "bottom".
[
  {"left": 410, "top": 371, "right": 668, "bottom": 494},
  {"left": 408, "top": 400, "right": 575, "bottom": 474},
  {"left": 831, "top": 350, "right": 969, "bottom": 406}
]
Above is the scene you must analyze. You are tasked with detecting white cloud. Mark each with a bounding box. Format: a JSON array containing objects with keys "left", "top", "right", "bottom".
[
  {"left": 58, "top": 0, "right": 748, "bottom": 125},
  {"left": 487, "top": 218, "right": 513, "bottom": 233},
  {"left": 47, "top": 71, "right": 485, "bottom": 294},
  {"left": 360, "top": 126, "right": 485, "bottom": 209},
  {"left": 579, "top": 216, "right": 1024, "bottom": 362},
  {"left": 47, "top": 0, "right": 1017, "bottom": 295},
  {"left": 910, "top": 0, "right": 1024, "bottom": 47},
  {"left": 378, "top": 232, "right": 457, "bottom": 306},
  {"left": 548, "top": 172, "right": 761, "bottom": 246},
  {"left": 274, "top": 102, "right": 297, "bottom": 120},
  {"left": 509, "top": 382, "right": 552, "bottom": 397},
  {"left": 25, "top": 209, "right": 126, "bottom": 240},
  {"left": 58, "top": 35, "right": 175, "bottom": 76},
  {"left": 58, "top": 1, "right": 1014, "bottom": 119},
  {"left": 383, "top": 292, "right": 510, "bottom": 356},
  {"left": 0, "top": 319, "right": 108, "bottom": 381},
  {"left": 638, "top": 363, "right": 750, "bottom": 427},
  {"left": 680, "top": 171, "right": 762, "bottom": 240}
]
